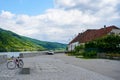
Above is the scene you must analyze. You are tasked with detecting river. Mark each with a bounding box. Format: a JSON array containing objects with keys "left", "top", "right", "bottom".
[
  {"left": 0, "top": 52, "right": 20, "bottom": 58},
  {"left": 0, "top": 51, "right": 35, "bottom": 58},
  {"left": 0, "top": 51, "right": 47, "bottom": 58}
]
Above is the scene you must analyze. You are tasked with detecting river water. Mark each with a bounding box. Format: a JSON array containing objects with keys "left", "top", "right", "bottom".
[
  {"left": 0, "top": 52, "right": 20, "bottom": 58},
  {"left": 0, "top": 51, "right": 47, "bottom": 58},
  {"left": 0, "top": 51, "right": 35, "bottom": 58}
]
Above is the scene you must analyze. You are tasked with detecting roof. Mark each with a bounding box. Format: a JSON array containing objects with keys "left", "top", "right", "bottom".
[{"left": 69, "top": 25, "right": 119, "bottom": 44}]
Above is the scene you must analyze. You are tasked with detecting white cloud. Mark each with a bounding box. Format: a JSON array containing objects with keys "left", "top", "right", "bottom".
[
  {"left": 0, "top": 10, "right": 15, "bottom": 19},
  {"left": 0, "top": 0, "right": 120, "bottom": 43},
  {"left": 54, "top": 0, "right": 76, "bottom": 8}
]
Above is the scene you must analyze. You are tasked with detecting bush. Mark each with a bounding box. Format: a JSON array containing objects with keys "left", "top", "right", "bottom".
[
  {"left": 73, "top": 45, "right": 84, "bottom": 56},
  {"left": 82, "top": 51, "right": 97, "bottom": 58},
  {"left": 85, "top": 34, "right": 120, "bottom": 53}
]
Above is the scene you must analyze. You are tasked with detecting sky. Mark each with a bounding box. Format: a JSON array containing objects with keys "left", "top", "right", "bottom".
[{"left": 0, "top": 0, "right": 120, "bottom": 44}]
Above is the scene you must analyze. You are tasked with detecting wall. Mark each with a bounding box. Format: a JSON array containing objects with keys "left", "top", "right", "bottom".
[
  {"left": 19, "top": 51, "right": 48, "bottom": 58},
  {"left": 0, "top": 55, "right": 7, "bottom": 64},
  {"left": 109, "top": 29, "right": 120, "bottom": 35},
  {"left": 68, "top": 42, "right": 79, "bottom": 51},
  {"left": 97, "top": 53, "right": 120, "bottom": 60}
]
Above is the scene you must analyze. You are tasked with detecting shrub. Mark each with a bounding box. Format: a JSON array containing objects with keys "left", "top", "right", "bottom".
[
  {"left": 85, "top": 34, "right": 120, "bottom": 53},
  {"left": 83, "top": 51, "right": 97, "bottom": 58}
]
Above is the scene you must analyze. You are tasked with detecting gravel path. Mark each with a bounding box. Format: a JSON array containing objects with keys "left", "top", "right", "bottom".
[{"left": 0, "top": 54, "right": 119, "bottom": 80}]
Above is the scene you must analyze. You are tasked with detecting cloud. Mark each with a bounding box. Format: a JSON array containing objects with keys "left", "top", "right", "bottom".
[
  {"left": 43, "top": 9, "right": 100, "bottom": 25},
  {"left": 0, "top": 0, "right": 120, "bottom": 43},
  {"left": 54, "top": 0, "right": 120, "bottom": 31},
  {"left": 0, "top": 10, "right": 15, "bottom": 19},
  {"left": 55, "top": 0, "right": 120, "bottom": 11},
  {"left": 54, "top": 0, "right": 120, "bottom": 22}
]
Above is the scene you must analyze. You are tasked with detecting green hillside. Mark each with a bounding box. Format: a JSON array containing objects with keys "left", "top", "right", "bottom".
[
  {"left": 0, "top": 28, "right": 67, "bottom": 52},
  {"left": 25, "top": 37, "right": 67, "bottom": 50}
]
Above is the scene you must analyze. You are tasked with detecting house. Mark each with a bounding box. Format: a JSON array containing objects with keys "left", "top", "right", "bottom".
[{"left": 68, "top": 25, "right": 120, "bottom": 51}]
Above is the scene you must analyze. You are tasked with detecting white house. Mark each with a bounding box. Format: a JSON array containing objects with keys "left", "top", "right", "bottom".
[{"left": 68, "top": 25, "right": 120, "bottom": 51}]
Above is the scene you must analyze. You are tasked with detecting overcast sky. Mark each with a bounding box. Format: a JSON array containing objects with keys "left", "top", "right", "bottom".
[{"left": 0, "top": 0, "right": 120, "bottom": 44}]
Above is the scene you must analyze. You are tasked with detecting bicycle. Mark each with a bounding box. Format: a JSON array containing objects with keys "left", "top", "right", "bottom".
[{"left": 7, "top": 57, "right": 24, "bottom": 70}]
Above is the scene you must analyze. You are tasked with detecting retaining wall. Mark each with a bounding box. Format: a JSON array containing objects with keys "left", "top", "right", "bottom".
[
  {"left": 0, "top": 55, "right": 7, "bottom": 64},
  {"left": 19, "top": 51, "right": 47, "bottom": 58},
  {"left": 97, "top": 53, "right": 120, "bottom": 60}
]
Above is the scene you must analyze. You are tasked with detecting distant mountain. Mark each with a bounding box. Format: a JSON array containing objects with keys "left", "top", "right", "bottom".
[{"left": 0, "top": 28, "right": 67, "bottom": 52}]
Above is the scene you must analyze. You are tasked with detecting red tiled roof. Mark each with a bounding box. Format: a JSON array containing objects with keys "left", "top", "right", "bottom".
[{"left": 69, "top": 25, "right": 119, "bottom": 44}]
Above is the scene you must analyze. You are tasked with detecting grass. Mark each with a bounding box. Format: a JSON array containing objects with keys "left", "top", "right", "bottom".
[{"left": 76, "top": 55, "right": 98, "bottom": 59}]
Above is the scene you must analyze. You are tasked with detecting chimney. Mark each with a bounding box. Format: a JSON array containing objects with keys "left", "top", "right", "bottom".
[{"left": 104, "top": 25, "right": 106, "bottom": 28}]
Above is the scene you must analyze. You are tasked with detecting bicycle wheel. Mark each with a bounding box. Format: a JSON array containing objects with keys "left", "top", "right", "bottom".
[
  {"left": 7, "top": 61, "right": 16, "bottom": 70},
  {"left": 19, "top": 59, "right": 24, "bottom": 66},
  {"left": 19, "top": 61, "right": 24, "bottom": 68}
]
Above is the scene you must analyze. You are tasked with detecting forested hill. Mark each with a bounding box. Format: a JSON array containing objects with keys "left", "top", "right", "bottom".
[{"left": 0, "top": 28, "right": 67, "bottom": 52}]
